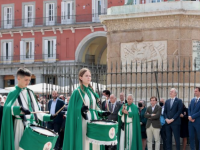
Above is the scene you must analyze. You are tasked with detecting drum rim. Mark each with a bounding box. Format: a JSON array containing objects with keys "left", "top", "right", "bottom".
[
  {"left": 90, "top": 119, "right": 117, "bottom": 124},
  {"left": 29, "top": 124, "right": 58, "bottom": 137}
]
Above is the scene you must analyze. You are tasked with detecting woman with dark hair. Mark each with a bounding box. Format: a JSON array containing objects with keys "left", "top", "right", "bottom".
[
  {"left": 63, "top": 68, "right": 110, "bottom": 150},
  {"left": 180, "top": 104, "right": 189, "bottom": 150}
]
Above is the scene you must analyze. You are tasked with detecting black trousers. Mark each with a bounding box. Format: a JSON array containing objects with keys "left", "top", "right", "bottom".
[
  {"left": 105, "top": 145, "right": 117, "bottom": 150},
  {"left": 47, "top": 122, "right": 61, "bottom": 149},
  {"left": 160, "top": 124, "right": 167, "bottom": 150}
]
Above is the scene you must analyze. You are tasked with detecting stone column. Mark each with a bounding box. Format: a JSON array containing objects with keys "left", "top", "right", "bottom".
[
  {"left": 15, "top": 76, "right": 18, "bottom": 85},
  {"left": 35, "top": 74, "right": 43, "bottom": 84},
  {"left": 0, "top": 76, "right": 4, "bottom": 88}
]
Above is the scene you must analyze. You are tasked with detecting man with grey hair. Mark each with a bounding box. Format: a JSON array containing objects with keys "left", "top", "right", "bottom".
[
  {"left": 117, "top": 94, "right": 142, "bottom": 150},
  {"left": 164, "top": 88, "right": 183, "bottom": 150},
  {"left": 105, "top": 94, "right": 122, "bottom": 150},
  {"left": 119, "top": 92, "right": 127, "bottom": 104}
]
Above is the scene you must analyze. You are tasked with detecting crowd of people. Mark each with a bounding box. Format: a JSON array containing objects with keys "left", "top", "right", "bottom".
[{"left": 0, "top": 67, "right": 200, "bottom": 150}]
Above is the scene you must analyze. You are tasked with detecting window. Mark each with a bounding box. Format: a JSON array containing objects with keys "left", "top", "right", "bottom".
[
  {"left": 85, "top": 54, "right": 95, "bottom": 64},
  {"left": 133, "top": 0, "right": 140, "bottom": 4},
  {"left": 92, "top": 0, "right": 107, "bottom": 22},
  {"left": 48, "top": 40, "right": 54, "bottom": 57},
  {"left": 1, "top": 41, "right": 12, "bottom": 64},
  {"left": 20, "top": 40, "right": 34, "bottom": 63},
  {"left": 44, "top": 38, "right": 56, "bottom": 62},
  {"left": 61, "top": 1, "right": 74, "bottom": 24},
  {"left": 98, "top": 1, "right": 101, "bottom": 15},
  {"left": 4, "top": 7, "right": 12, "bottom": 29},
  {"left": 24, "top": 5, "right": 34, "bottom": 27},
  {"left": 46, "top": 3, "right": 55, "bottom": 25}
]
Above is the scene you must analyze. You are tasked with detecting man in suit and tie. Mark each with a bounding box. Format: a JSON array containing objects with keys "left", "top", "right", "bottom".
[
  {"left": 188, "top": 87, "right": 200, "bottom": 150},
  {"left": 144, "top": 96, "right": 161, "bottom": 150},
  {"left": 119, "top": 92, "right": 127, "bottom": 104},
  {"left": 48, "top": 90, "right": 65, "bottom": 150},
  {"left": 164, "top": 88, "right": 183, "bottom": 150},
  {"left": 105, "top": 94, "right": 122, "bottom": 150},
  {"left": 102, "top": 90, "right": 111, "bottom": 111}
]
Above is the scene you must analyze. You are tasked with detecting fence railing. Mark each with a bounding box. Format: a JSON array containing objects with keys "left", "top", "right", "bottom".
[
  {"left": 39, "top": 57, "right": 200, "bottom": 106},
  {"left": 1, "top": 13, "right": 107, "bottom": 30},
  {"left": 0, "top": 54, "right": 59, "bottom": 64}
]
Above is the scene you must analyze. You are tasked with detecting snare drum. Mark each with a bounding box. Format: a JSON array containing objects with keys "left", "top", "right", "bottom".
[
  {"left": 19, "top": 125, "right": 58, "bottom": 150},
  {"left": 87, "top": 120, "right": 118, "bottom": 145}
]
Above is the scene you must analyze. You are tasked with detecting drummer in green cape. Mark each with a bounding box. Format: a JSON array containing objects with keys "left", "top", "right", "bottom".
[
  {"left": 117, "top": 94, "right": 142, "bottom": 150},
  {"left": 0, "top": 68, "right": 56, "bottom": 150},
  {"left": 63, "top": 68, "right": 110, "bottom": 150}
]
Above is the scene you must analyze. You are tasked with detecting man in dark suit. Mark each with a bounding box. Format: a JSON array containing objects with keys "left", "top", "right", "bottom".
[
  {"left": 101, "top": 90, "right": 111, "bottom": 111},
  {"left": 144, "top": 96, "right": 161, "bottom": 150},
  {"left": 105, "top": 94, "right": 122, "bottom": 150},
  {"left": 119, "top": 92, "right": 127, "bottom": 104},
  {"left": 188, "top": 87, "right": 200, "bottom": 150},
  {"left": 107, "top": 94, "right": 122, "bottom": 121},
  {"left": 48, "top": 90, "right": 65, "bottom": 150},
  {"left": 164, "top": 88, "right": 183, "bottom": 150}
]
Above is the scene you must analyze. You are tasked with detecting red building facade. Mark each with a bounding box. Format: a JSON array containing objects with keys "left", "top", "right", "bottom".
[{"left": 0, "top": 0, "right": 125, "bottom": 88}]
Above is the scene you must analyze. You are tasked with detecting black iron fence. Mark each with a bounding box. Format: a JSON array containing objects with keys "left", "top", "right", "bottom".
[{"left": 41, "top": 57, "right": 200, "bottom": 106}]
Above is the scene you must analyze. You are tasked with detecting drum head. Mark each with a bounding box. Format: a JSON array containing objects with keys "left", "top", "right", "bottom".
[
  {"left": 30, "top": 126, "right": 56, "bottom": 137},
  {"left": 90, "top": 120, "right": 117, "bottom": 125}
]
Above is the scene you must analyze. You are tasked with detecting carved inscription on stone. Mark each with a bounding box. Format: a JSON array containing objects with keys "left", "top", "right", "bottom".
[
  {"left": 192, "top": 40, "right": 200, "bottom": 71},
  {"left": 121, "top": 41, "right": 167, "bottom": 72}
]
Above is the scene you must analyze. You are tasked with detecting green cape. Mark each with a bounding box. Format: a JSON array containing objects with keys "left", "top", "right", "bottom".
[
  {"left": 62, "top": 86, "right": 105, "bottom": 150},
  {"left": 0, "top": 86, "right": 38, "bottom": 150},
  {"left": 117, "top": 103, "right": 142, "bottom": 150}
]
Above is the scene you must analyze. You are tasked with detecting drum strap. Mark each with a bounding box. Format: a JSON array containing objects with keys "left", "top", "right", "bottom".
[
  {"left": 27, "top": 89, "right": 39, "bottom": 124},
  {"left": 17, "top": 94, "right": 27, "bottom": 127}
]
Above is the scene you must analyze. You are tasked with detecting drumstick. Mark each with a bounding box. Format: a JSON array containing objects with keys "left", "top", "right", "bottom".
[
  {"left": 78, "top": 89, "right": 86, "bottom": 106},
  {"left": 54, "top": 105, "right": 66, "bottom": 116},
  {"left": 31, "top": 111, "right": 49, "bottom": 114}
]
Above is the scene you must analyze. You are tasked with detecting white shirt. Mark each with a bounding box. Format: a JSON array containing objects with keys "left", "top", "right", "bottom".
[
  {"left": 195, "top": 97, "right": 200, "bottom": 102},
  {"left": 161, "top": 106, "right": 164, "bottom": 115},
  {"left": 152, "top": 105, "right": 156, "bottom": 112}
]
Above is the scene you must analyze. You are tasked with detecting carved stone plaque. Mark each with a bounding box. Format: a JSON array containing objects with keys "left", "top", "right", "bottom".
[
  {"left": 121, "top": 41, "right": 167, "bottom": 72},
  {"left": 192, "top": 40, "right": 200, "bottom": 71}
]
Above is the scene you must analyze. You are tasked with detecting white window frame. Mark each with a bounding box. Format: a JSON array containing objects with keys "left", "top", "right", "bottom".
[
  {"left": 92, "top": 0, "right": 107, "bottom": 22},
  {"left": 3, "top": 7, "right": 13, "bottom": 29},
  {"left": 20, "top": 39, "right": 35, "bottom": 63},
  {"left": 46, "top": 3, "right": 55, "bottom": 25},
  {"left": 1, "top": 40, "right": 13, "bottom": 64},
  {"left": 43, "top": 37, "right": 57, "bottom": 62},
  {"left": 61, "top": 1, "right": 74, "bottom": 24},
  {"left": 133, "top": 0, "right": 140, "bottom": 5},
  {"left": 24, "top": 5, "right": 34, "bottom": 27}
]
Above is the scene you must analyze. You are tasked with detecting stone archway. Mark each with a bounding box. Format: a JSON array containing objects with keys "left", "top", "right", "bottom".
[{"left": 75, "top": 31, "right": 107, "bottom": 64}]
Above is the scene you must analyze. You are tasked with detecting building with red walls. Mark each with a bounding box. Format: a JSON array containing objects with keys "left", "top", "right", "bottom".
[{"left": 0, "top": 0, "right": 126, "bottom": 88}]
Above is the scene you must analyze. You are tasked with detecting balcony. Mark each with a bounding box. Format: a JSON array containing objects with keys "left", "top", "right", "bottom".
[
  {"left": 0, "top": 13, "right": 107, "bottom": 30},
  {"left": 107, "top": 1, "right": 200, "bottom": 15},
  {"left": 0, "top": 54, "right": 59, "bottom": 65}
]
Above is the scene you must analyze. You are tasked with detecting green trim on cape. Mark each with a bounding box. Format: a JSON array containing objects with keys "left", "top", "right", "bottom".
[
  {"left": 0, "top": 86, "right": 39, "bottom": 150},
  {"left": 63, "top": 86, "right": 105, "bottom": 150},
  {"left": 117, "top": 103, "right": 143, "bottom": 150}
]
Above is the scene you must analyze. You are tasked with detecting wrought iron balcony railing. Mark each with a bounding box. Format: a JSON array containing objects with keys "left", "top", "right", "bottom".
[{"left": 1, "top": 13, "right": 107, "bottom": 30}]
